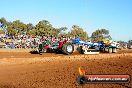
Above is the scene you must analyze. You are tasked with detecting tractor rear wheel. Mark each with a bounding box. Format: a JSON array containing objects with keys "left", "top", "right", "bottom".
[{"left": 62, "top": 42, "right": 74, "bottom": 55}]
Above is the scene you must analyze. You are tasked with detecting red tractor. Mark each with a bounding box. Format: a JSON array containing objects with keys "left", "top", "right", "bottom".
[{"left": 37, "top": 39, "right": 74, "bottom": 55}]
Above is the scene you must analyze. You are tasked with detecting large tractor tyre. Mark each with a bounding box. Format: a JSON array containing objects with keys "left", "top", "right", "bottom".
[
  {"left": 108, "top": 48, "right": 112, "bottom": 53},
  {"left": 62, "top": 42, "right": 74, "bottom": 55},
  {"left": 112, "top": 48, "right": 117, "bottom": 53}
]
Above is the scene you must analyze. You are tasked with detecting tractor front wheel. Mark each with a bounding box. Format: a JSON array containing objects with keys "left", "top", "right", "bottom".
[{"left": 62, "top": 42, "right": 74, "bottom": 55}]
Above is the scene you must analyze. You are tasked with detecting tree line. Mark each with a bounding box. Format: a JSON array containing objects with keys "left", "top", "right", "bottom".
[{"left": 0, "top": 17, "right": 111, "bottom": 41}]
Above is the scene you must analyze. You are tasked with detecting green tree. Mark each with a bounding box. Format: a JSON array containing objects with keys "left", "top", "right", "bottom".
[
  {"left": 34, "top": 20, "right": 54, "bottom": 36},
  {"left": 0, "top": 17, "right": 8, "bottom": 29},
  {"left": 69, "top": 25, "right": 88, "bottom": 40},
  {"left": 91, "top": 29, "right": 111, "bottom": 41},
  {"left": 7, "top": 26, "right": 17, "bottom": 35},
  {"left": 0, "top": 17, "right": 7, "bottom": 25},
  {"left": 3, "top": 20, "right": 29, "bottom": 35},
  {"left": 27, "top": 23, "right": 34, "bottom": 31},
  {"left": 57, "top": 27, "right": 68, "bottom": 37},
  {"left": 26, "top": 23, "right": 34, "bottom": 35},
  {"left": 8, "top": 20, "right": 27, "bottom": 35}
]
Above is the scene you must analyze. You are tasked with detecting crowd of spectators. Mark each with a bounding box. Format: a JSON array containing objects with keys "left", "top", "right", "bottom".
[
  {"left": 0, "top": 33, "right": 72, "bottom": 49},
  {"left": 1, "top": 33, "right": 131, "bottom": 50}
]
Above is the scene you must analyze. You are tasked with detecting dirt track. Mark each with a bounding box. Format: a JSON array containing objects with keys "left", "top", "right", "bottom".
[{"left": 0, "top": 49, "right": 132, "bottom": 88}]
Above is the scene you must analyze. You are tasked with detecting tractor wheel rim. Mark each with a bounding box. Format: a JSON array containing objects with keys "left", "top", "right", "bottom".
[{"left": 67, "top": 45, "right": 73, "bottom": 52}]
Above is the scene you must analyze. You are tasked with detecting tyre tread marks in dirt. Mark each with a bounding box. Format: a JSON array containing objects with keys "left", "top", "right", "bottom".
[{"left": 62, "top": 42, "right": 74, "bottom": 55}]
